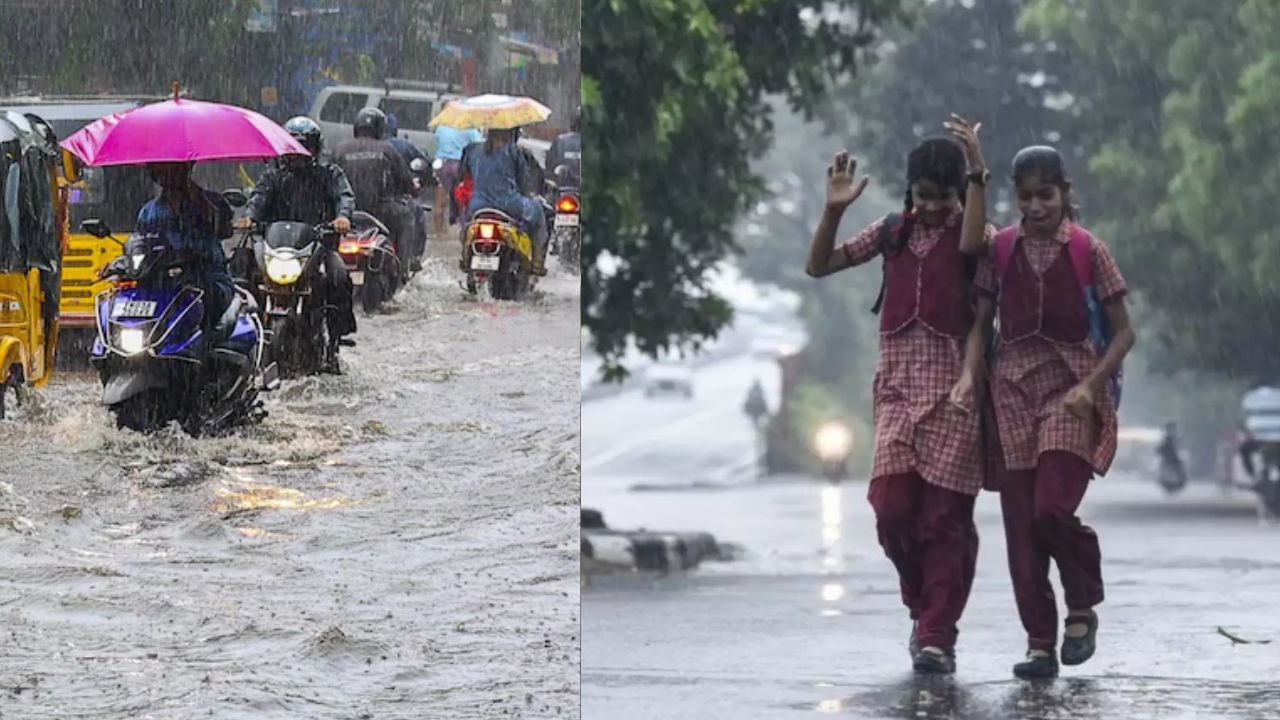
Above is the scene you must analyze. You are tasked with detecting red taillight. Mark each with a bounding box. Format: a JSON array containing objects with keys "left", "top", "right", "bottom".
[
  {"left": 557, "top": 196, "right": 580, "bottom": 214},
  {"left": 474, "top": 240, "right": 500, "bottom": 254},
  {"left": 338, "top": 241, "right": 362, "bottom": 255},
  {"left": 479, "top": 223, "right": 497, "bottom": 240}
]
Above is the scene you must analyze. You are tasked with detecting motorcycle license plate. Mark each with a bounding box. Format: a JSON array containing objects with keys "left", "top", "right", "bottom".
[
  {"left": 555, "top": 214, "right": 580, "bottom": 227},
  {"left": 471, "top": 255, "right": 501, "bottom": 271},
  {"left": 350, "top": 270, "right": 365, "bottom": 285},
  {"left": 110, "top": 300, "right": 158, "bottom": 318}
]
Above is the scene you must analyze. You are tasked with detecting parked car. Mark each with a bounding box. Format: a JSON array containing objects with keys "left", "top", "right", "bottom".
[{"left": 644, "top": 365, "right": 694, "bottom": 399}]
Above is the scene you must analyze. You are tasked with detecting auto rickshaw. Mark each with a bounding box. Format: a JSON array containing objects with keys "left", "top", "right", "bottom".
[
  {"left": 0, "top": 110, "right": 74, "bottom": 418},
  {"left": 0, "top": 98, "right": 155, "bottom": 353}
]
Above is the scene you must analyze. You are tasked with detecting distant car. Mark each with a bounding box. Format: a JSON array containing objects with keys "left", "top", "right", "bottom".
[
  {"left": 309, "top": 80, "right": 549, "bottom": 164},
  {"left": 644, "top": 365, "right": 694, "bottom": 399}
]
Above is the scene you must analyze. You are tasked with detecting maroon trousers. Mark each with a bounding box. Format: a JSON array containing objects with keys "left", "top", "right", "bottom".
[
  {"left": 1000, "top": 450, "right": 1105, "bottom": 651},
  {"left": 868, "top": 473, "right": 978, "bottom": 650}
]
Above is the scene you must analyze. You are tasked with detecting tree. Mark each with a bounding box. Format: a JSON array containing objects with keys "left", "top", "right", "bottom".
[
  {"left": 581, "top": 0, "right": 907, "bottom": 377},
  {"left": 1020, "top": 0, "right": 1280, "bottom": 384}
]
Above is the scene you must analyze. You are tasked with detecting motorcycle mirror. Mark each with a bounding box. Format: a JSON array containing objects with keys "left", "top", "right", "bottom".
[
  {"left": 80, "top": 218, "right": 112, "bottom": 239},
  {"left": 222, "top": 188, "right": 249, "bottom": 208}
]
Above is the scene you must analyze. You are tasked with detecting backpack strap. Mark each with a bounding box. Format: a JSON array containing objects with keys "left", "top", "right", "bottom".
[
  {"left": 993, "top": 225, "right": 1020, "bottom": 281},
  {"left": 1065, "top": 223, "right": 1095, "bottom": 289},
  {"left": 869, "top": 212, "right": 904, "bottom": 316}
]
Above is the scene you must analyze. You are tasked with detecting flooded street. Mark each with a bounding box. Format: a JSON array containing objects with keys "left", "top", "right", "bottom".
[
  {"left": 0, "top": 246, "right": 581, "bottom": 719},
  {"left": 582, "top": 329, "right": 1280, "bottom": 720}
]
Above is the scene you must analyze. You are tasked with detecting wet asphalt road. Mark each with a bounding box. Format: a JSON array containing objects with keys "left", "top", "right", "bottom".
[
  {"left": 0, "top": 241, "right": 581, "bottom": 719},
  {"left": 582, "top": 347, "right": 1280, "bottom": 720}
]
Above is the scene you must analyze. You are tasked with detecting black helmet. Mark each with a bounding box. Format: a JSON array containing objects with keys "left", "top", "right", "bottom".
[
  {"left": 354, "top": 107, "right": 387, "bottom": 139},
  {"left": 284, "top": 115, "right": 323, "bottom": 156}
]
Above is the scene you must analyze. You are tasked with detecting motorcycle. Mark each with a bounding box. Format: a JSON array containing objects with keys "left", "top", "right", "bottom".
[
  {"left": 337, "top": 211, "right": 401, "bottom": 315},
  {"left": 237, "top": 217, "right": 341, "bottom": 378},
  {"left": 83, "top": 217, "right": 277, "bottom": 435},
  {"left": 463, "top": 209, "right": 537, "bottom": 301},
  {"left": 1157, "top": 454, "right": 1189, "bottom": 494},
  {"left": 549, "top": 164, "right": 580, "bottom": 273}
]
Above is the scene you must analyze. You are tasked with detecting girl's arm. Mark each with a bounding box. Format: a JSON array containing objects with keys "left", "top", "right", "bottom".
[
  {"left": 1085, "top": 297, "right": 1135, "bottom": 393},
  {"left": 806, "top": 206, "right": 854, "bottom": 277},
  {"left": 950, "top": 297, "right": 994, "bottom": 410},
  {"left": 946, "top": 114, "right": 990, "bottom": 255},
  {"left": 958, "top": 181, "right": 989, "bottom": 255},
  {"left": 806, "top": 150, "right": 870, "bottom": 278}
]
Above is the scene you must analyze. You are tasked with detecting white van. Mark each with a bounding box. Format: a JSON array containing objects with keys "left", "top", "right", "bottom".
[
  {"left": 309, "top": 80, "right": 549, "bottom": 164},
  {"left": 310, "top": 80, "right": 462, "bottom": 159}
]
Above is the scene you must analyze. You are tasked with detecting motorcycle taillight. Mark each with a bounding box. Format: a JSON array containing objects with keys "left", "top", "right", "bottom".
[
  {"left": 478, "top": 223, "right": 497, "bottom": 240},
  {"left": 557, "top": 196, "right": 580, "bottom": 214},
  {"left": 474, "top": 240, "right": 500, "bottom": 254}
]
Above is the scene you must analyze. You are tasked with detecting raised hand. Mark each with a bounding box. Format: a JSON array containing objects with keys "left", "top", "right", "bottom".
[
  {"left": 944, "top": 114, "right": 985, "bottom": 172},
  {"left": 825, "top": 150, "right": 870, "bottom": 211}
]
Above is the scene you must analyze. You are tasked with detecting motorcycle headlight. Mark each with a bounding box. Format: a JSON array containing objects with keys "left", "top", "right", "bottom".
[
  {"left": 813, "top": 422, "right": 853, "bottom": 462},
  {"left": 266, "top": 256, "right": 304, "bottom": 285},
  {"left": 118, "top": 327, "right": 148, "bottom": 355}
]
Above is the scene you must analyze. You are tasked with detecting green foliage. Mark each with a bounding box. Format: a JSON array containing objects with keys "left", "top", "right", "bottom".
[
  {"left": 1021, "top": 0, "right": 1280, "bottom": 383},
  {"left": 581, "top": 0, "right": 906, "bottom": 377}
]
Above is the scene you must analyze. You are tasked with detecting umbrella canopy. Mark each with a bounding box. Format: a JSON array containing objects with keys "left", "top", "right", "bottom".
[
  {"left": 428, "top": 94, "right": 551, "bottom": 131},
  {"left": 60, "top": 96, "right": 308, "bottom": 167}
]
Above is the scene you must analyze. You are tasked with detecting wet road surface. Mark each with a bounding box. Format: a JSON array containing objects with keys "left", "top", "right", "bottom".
[
  {"left": 0, "top": 244, "right": 581, "bottom": 719},
  {"left": 583, "top": 345, "right": 1280, "bottom": 720}
]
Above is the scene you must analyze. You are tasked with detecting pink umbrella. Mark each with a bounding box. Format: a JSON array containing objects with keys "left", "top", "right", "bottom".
[{"left": 61, "top": 85, "right": 308, "bottom": 167}]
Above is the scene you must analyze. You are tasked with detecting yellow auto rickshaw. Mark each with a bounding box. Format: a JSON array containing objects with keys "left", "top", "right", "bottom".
[
  {"left": 0, "top": 99, "right": 155, "bottom": 345},
  {"left": 0, "top": 110, "right": 74, "bottom": 417}
]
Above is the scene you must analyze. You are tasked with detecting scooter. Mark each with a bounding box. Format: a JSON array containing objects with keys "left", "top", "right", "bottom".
[{"left": 83, "top": 216, "right": 277, "bottom": 435}]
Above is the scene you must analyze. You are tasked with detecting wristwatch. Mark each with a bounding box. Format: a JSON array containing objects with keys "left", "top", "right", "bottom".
[{"left": 967, "top": 168, "right": 991, "bottom": 187}]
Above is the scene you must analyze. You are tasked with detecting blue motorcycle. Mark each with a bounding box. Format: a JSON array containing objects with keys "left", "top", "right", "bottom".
[{"left": 82, "top": 217, "right": 279, "bottom": 435}]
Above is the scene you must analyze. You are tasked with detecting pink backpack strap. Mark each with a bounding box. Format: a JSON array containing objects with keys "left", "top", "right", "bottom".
[
  {"left": 1066, "top": 223, "right": 1095, "bottom": 288},
  {"left": 993, "top": 225, "right": 1020, "bottom": 279}
]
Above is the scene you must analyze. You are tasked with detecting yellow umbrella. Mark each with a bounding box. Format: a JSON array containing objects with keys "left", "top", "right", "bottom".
[{"left": 428, "top": 94, "right": 552, "bottom": 131}]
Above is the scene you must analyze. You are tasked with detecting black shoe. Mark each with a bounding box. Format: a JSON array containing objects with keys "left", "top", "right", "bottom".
[
  {"left": 1013, "top": 650, "right": 1059, "bottom": 679},
  {"left": 338, "top": 337, "right": 356, "bottom": 348},
  {"left": 912, "top": 647, "right": 955, "bottom": 675},
  {"left": 1061, "top": 610, "right": 1098, "bottom": 666}
]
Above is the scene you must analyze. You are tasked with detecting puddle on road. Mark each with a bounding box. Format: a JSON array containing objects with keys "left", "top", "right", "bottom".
[
  {"left": 211, "top": 479, "right": 356, "bottom": 516},
  {"left": 801, "top": 675, "right": 1280, "bottom": 719}
]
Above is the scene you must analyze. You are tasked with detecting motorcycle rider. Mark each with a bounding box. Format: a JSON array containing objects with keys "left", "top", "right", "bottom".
[
  {"left": 435, "top": 122, "right": 485, "bottom": 230},
  {"left": 384, "top": 112, "right": 430, "bottom": 271},
  {"left": 331, "top": 108, "right": 418, "bottom": 279},
  {"left": 236, "top": 116, "right": 357, "bottom": 355},
  {"left": 546, "top": 106, "right": 581, "bottom": 188},
  {"left": 135, "top": 161, "right": 235, "bottom": 325},
  {"left": 465, "top": 125, "right": 550, "bottom": 275},
  {"left": 1157, "top": 421, "right": 1188, "bottom": 482}
]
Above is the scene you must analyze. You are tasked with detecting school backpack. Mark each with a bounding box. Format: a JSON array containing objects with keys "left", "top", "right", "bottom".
[
  {"left": 993, "top": 224, "right": 1123, "bottom": 409},
  {"left": 870, "top": 212, "right": 979, "bottom": 316}
]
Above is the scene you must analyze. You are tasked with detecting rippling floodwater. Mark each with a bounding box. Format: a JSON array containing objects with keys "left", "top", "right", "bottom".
[{"left": 0, "top": 248, "right": 581, "bottom": 719}]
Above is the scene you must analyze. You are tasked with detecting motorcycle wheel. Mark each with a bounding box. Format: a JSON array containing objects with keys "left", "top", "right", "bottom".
[
  {"left": 362, "top": 274, "right": 384, "bottom": 315},
  {"left": 113, "top": 390, "right": 164, "bottom": 433},
  {"left": 490, "top": 256, "right": 513, "bottom": 300},
  {"left": 270, "top": 316, "right": 296, "bottom": 379},
  {"left": 564, "top": 231, "right": 581, "bottom": 274}
]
